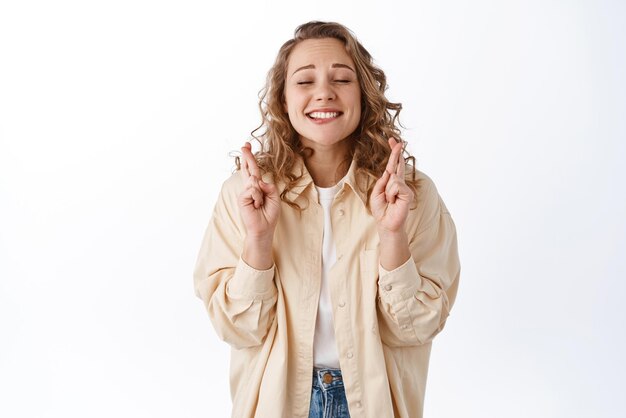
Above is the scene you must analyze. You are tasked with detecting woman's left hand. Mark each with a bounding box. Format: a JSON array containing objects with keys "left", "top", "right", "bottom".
[{"left": 371, "top": 137, "right": 415, "bottom": 233}]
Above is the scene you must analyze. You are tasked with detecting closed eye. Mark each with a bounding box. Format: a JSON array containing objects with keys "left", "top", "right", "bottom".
[
  {"left": 335, "top": 80, "right": 351, "bottom": 83},
  {"left": 297, "top": 81, "right": 313, "bottom": 85}
]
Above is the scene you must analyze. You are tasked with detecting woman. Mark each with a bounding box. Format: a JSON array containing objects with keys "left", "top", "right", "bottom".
[{"left": 194, "top": 21, "right": 460, "bottom": 418}]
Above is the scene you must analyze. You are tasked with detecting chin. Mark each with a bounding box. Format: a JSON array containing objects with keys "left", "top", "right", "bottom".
[
  {"left": 304, "top": 136, "right": 348, "bottom": 147},
  {"left": 301, "top": 131, "right": 354, "bottom": 146}
]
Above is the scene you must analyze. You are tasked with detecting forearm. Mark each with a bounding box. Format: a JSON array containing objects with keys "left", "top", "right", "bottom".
[
  {"left": 242, "top": 234, "right": 275, "bottom": 270},
  {"left": 376, "top": 208, "right": 461, "bottom": 347},
  {"left": 205, "top": 260, "right": 278, "bottom": 348},
  {"left": 377, "top": 228, "right": 411, "bottom": 271}
]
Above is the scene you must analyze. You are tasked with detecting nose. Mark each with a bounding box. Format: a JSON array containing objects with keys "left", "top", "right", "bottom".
[{"left": 314, "top": 79, "right": 335, "bottom": 101}]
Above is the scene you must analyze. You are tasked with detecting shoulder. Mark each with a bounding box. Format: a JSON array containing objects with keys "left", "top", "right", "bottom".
[
  {"left": 407, "top": 168, "right": 447, "bottom": 234},
  {"left": 407, "top": 166, "right": 439, "bottom": 204},
  {"left": 221, "top": 169, "right": 245, "bottom": 192},
  {"left": 413, "top": 168, "right": 436, "bottom": 193},
  {"left": 213, "top": 170, "right": 245, "bottom": 214}
]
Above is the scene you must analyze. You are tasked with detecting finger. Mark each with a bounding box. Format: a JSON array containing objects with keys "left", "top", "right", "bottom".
[
  {"left": 240, "top": 143, "right": 252, "bottom": 177},
  {"left": 250, "top": 186, "right": 264, "bottom": 209},
  {"left": 387, "top": 175, "right": 407, "bottom": 203},
  {"left": 241, "top": 143, "right": 261, "bottom": 179},
  {"left": 245, "top": 174, "right": 258, "bottom": 190},
  {"left": 397, "top": 149, "right": 405, "bottom": 178},
  {"left": 387, "top": 177, "right": 414, "bottom": 205},
  {"left": 250, "top": 176, "right": 265, "bottom": 208},
  {"left": 240, "top": 150, "right": 250, "bottom": 179},
  {"left": 385, "top": 139, "right": 402, "bottom": 175},
  {"left": 244, "top": 185, "right": 264, "bottom": 209},
  {"left": 385, "top": 176, "right": 399, "bottom": 204},
  {"left": 243, "top": 192, "right": 263, "bottom": 209},
  {"left": 241, "top": 174, "right": 264, "bottom": 208},
  {"left": 372, "top": 169, "right": 390, "bottom": 197},
  {"left": 240, "top": 185, "right": 263, "bottom": 209},
  {"left": 258, "top": 179, "right": 278, "bottom": 199}
]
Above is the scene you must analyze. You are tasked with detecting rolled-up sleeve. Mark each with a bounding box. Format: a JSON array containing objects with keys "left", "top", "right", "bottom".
[
  {"left": 193, "top": 174, "right": 278, "bottom": 349},
  {"left": 376, "top": 176, "right": 460, "bottom": 347},
  {"left": 227, "top": 258, "right": 276, "bottom": 300}
]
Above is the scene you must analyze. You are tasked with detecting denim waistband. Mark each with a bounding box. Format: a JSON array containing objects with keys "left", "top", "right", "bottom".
[{"left": 312, "top": 367, "right": 344, "bottom": 391}]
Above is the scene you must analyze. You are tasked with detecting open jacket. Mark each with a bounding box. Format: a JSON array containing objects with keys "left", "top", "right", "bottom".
[{"left": 194, "top": 156, "right": 460, "bottom": 418}]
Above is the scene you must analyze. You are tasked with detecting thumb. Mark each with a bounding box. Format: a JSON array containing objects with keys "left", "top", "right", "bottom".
[{"left": 258, "top": 179, "right": 278, "bottom": 196}]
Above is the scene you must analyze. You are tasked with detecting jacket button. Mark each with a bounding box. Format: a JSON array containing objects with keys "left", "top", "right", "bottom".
[
  {"left": 355, "top": 401, "right": 362, "bottom": 408},
  {"left": 339, "top": 301, "right": 345, "bottom": 307},
  {"left": 384, "top": 284, "right": 392, "bottom": 291},
  {"left": 347, "top": 352, "right": 353, "bottom": 359},
  {"left": 338, "top": 209, "right": 345, "bottom": 216}
]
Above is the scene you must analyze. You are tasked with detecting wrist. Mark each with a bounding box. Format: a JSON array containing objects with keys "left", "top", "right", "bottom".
[
  {"left": 377, "top": 228, "right": 407, "bottom": 243},
  {"left": 377, "top": 229, "right": 410, "bottom": 271},
  {"left": 245, "top": 231, "right": 275, "bottom": 245},
  {"left": 243, "top": 234, "right": 274, "bottom": 270}
]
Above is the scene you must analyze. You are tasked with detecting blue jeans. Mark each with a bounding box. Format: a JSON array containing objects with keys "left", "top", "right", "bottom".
[{"left": 308, "top": 367, "right": 351, "bottom": 418}]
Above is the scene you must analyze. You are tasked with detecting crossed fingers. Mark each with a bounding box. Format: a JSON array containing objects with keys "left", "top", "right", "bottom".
[
  {"left": 241, "top": 142, "right": 264, "bottom": 208},
  {"left": 383, "top": 138, "right": 407, "bottom": 204},
  {"left": 385, "top": 137, "right": 405, "bottom": 177}
]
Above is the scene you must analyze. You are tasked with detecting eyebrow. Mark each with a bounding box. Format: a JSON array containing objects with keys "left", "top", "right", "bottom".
[{"left": 291, "top": 63, "right": 356, "bottom": 76}]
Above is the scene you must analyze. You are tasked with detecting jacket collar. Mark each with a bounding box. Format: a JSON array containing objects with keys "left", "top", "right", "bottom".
[{"left": 282, "top": 155, "right": 369, "bottom": 207}]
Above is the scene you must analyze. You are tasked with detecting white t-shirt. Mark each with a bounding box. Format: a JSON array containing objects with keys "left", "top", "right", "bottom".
[{"left": 313, "top": 181, "right": 343, "bottom": 368}]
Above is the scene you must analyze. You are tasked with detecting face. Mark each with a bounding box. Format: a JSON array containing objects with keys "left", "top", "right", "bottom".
[{"left": 283, "top": 38, "right": 361, "bottom": 150}]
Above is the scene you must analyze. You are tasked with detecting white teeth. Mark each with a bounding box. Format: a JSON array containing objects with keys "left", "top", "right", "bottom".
[{"left": 308, "top": 111, "right": 339, "bottom": 119}]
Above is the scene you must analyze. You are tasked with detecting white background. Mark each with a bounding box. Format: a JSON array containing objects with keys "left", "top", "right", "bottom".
[{"left": 1, "top": 1, "right": 624, "bottom": 417}]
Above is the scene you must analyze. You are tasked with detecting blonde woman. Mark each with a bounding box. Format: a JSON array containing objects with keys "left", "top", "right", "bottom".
[{"left": 194, "top": 21, "right": 460, "bottom": 418}]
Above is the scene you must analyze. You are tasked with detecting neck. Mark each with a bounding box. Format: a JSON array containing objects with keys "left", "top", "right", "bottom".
[{"left": 301, "top": 138, "right": 352, "bottom": 187}]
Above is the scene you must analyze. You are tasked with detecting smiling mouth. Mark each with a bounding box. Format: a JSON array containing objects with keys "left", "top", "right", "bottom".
[{"left": 307, "top": 111, "right": 342, "bottom": 120}]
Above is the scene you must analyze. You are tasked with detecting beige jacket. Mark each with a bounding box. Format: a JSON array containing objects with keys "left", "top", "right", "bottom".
[{"left": 194, "top": 157, "right": 460, "bottom": 417}]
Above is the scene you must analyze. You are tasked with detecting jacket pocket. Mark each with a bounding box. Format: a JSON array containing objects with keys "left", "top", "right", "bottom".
[{"left": 359, "top": 248, "right": 379, "bottom": 277}]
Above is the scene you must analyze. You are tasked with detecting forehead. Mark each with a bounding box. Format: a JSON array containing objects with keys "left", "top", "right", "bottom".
[{"left": 287, "top": 38, "right": 355, "bottom": 72}]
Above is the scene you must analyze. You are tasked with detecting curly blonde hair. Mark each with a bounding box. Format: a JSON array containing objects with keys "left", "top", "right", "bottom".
[{"left": 245, "top": 21, "right": 419, "bottom": 210}]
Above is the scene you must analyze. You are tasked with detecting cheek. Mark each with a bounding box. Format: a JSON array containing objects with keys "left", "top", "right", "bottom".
[
  {"left": 351, "top": 101, "right": 362, "bottom": 129},
  {"left": 284, "top": 91, "right": 301, "bottom": 115},
  {"left": 284, "top": 103, "right": 302, "bottom": 129},
  {"left": 352, "top": 96, "right": 362, "bottom": 119},
  {"left": 349, "top": 88, "right": 362, "bottom": 114},
  {"left": 353, "top": 88, "right": 362, "bottom": 107},
  {"left": 285, "top": 104, "right": 299, "bottom": 121}
]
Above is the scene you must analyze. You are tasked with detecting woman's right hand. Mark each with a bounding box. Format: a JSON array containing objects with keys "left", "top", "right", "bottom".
[{"left": 238, "top": 142, "right": 281, "bottom": 241}]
